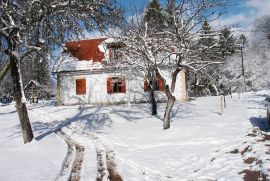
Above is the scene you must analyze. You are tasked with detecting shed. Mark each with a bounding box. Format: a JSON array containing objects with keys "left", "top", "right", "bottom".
[{"left": 24, "top": 80, "right": 42, "bottom": 103}]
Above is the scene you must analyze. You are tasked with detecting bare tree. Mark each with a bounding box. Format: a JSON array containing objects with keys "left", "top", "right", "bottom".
[
  {"left": 117, "top": 19, "right": 170, "bottom": 115},
  {"left": 160, "top": 0, "right": 226, "bottom": 129},
  {"left": 220, "top": 17, "right": 270, "bottom": 92},
  {"left": 252, "top": 15, "right": 270, "bottom": 48},
  {"left": 118, "top": 0, "right": 225, "bottom": 130},
  {"left": 0, "top": 0, "right": 123, "bottom": 143}
]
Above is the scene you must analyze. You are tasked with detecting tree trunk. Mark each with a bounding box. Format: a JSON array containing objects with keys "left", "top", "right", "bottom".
[
  {"left": 163, "top": 85, "right": 175, "bottom": 129},
  {"left": 171, "top": 69, "right": 180, "bottom": 92},
  {"left": 193, "top": 74, "right": 197, "bottom": 97},
  {"left": 10, "top": 56, "right": 34, "bottom": 144},
  {"left": 0, "top": 59, "right": 11, "bottom": 82},
  {"left": 150, "top": 88, "right": 157, "bottom": 115}
]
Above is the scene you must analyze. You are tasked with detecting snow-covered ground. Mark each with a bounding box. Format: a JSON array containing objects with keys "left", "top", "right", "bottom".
[{"left": 0, "top": 91, "right": 270, "bottom": 180}]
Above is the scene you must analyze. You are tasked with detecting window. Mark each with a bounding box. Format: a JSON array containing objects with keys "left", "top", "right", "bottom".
[
  {"left": 107, "top": 77, "right": 126, "bottom": 94},
  {"left": 76, "top": 79, "right": 86, "bottom": 95},
  {"left": 144, "top": 78, "right": 165, "bottom": 92},
  {"left": 108, "top": 42, "right": 124, "bottom": 60},
  {"left": 109, "top": 48, "right": 122, "bottom": 60}
]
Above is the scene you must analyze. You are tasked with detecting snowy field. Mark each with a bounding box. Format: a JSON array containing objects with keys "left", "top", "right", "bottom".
[{"left": 0, "top": 91, "right": 270, "bottom": 181}]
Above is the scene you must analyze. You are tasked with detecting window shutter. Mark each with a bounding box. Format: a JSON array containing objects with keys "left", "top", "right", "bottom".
[
  {"left": 107, "top": 77, "right": 113, "bottom": 93},
  {"left": 109, "top": 48, "right": 113, "bottom": 59},
  {"left": 144, "top": 80, "right": 149, "bottom": 92},
  {"left": 158, "top": 79, "right": 165, "bottom": 91},
  {"left": 76, "top": 79, "right": 86, "bottom": 95},
  {"left": 122, "top": 78, "right": 126, "bottom": 93}
]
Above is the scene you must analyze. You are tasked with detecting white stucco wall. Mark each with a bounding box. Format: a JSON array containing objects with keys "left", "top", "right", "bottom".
[{"left": 57, "top": 70, "right": 186, "bottom": 105}]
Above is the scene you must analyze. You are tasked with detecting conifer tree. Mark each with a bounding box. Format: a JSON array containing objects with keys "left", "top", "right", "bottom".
[
  {"left": 165, "top": 0, "right": 175, "bottom": 26},
  {"left": 143, "top": 0, "right": 164, "bottom": 30},
  {"left": 193, "top": 21, "right": 221, "bottom": 96},
  {"left": 219, "top": 27, "right": 236, "bottom": 58}
]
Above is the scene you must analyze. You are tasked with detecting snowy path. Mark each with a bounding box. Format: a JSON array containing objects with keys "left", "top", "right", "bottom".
[
  {"left": 87, "top": 133, "right": 123, "bottom": 181},
  {"left": 55, "top": 131, "right": 85, "bottom": 181},
  {"left": 28, "top": 106, "right": 123, "bottom": 181}
]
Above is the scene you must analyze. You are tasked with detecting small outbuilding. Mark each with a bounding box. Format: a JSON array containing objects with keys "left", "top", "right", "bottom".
[{"left": 24, "top": 80, "right": 42, "bottom": 103}]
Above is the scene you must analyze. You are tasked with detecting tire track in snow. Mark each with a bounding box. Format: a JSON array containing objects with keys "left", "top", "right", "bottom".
[
  {"left": 28, "top": 108, "right": 85, "bottom": 181},
  {"left": 56, "top": 130, "right": 84, "bottom": 181},
  {"left": 54, "top": 133, "right": 75, "bottom": 181},
  {"left": 87, "top": 134, "right": 123, "bottom": 181},
  {"left": 56, "top": 130, "right": 85, "bottom": 181}
]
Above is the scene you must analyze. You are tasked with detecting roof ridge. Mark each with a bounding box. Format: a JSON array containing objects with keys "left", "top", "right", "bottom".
[{"left": 66, "top": 38, "right": 108, "bottom": 43}]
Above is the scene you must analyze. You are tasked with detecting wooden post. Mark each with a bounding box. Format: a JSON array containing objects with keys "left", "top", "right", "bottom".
[
  {"left": 56, "top": 74, "right": 62, "bottom": 106},
  {"left": 267, "top": 105, "right": 270, "bottom": 126},
  {"left": 237, "top": 89, "right": 241, "bottom": 102},
  {"left": 220, "top": 95, "right": 225, "bottom": 114}
]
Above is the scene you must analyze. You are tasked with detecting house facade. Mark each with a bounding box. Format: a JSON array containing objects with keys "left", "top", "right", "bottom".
[{"left": 54, "top": 38, "right": 187, "bottom": 106}]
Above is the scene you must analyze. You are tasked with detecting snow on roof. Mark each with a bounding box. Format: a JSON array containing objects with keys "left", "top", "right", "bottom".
[
  {"left": 24, "top": 80, "right": 41, "bottom": 90},
  {"left": 53, "top": 52, "right": 104, "bottom": 73}
]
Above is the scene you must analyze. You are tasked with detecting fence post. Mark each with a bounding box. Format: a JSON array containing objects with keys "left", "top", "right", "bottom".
[
  {"left": 220, "top": 95, "right": 225, "bottom": 114},
  {"left": 267, "top": 105, "right": 270, "bottom": 126},
  {"left": 237, "top": 91, "right": 240, "bottom": 102}
]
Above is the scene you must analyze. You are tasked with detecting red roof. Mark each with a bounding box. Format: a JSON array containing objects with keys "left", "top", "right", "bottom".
[{"left": 66, "top": 38, "right": 107, "bottom": 61}]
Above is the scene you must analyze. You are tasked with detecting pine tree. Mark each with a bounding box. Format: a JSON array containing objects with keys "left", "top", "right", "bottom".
[
  {"left": 219, "top": 27, "right": 236, "bottom": 58},
  {"left": 198, "top": 21, "right": 217, "bottom": 60},
  {"left": 143, "top": 0, "right": 164, "bottom": 30},
  {"left": 238, "top": 34, "right": 248, "bottom": 48},
  {"left": 193, "top": 21, "right": 221, "bottom": 96},
  {"left": 165, "top": 0, "right": 175, "bottom": 26}
]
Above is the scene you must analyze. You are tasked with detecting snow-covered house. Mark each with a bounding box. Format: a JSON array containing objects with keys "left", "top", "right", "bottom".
[{"left": 53, "top": 38, "right": 187, "bottom": 105}]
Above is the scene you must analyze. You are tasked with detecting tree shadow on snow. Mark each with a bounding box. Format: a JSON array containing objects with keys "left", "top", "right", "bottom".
[
  {"left": 5, "top": 124, "right": 23, "bottom": 140},
  {"left": 170, "top": 103, "right": 197, "bottom": 120},
  {"left": 34, "top": 106, "right": 112, "bottom": 141},
  {"left": 110, "top": 103, "right": 156, "bottom": 122},
  {"left": 108, "top": 102, "right": 196, "bottom": 123},
  {"left": 0, "top": 110, "right": 17, "bottom": 115},
  {"left": 250, "top": 116, "right": 270, "bottom": 132}
]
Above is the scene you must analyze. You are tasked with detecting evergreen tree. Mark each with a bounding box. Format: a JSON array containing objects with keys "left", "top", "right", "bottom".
[
  {"left": 165, "top": 0, "right": 175, "bottom": 26},
  {"left": 238, "top": 34, "right": 248, "bottom": 48},
  {"left": 143, "top": 0, "right": 164, "bottom": 30},
  {"left": 193, "top": 21, "right": 221, "bottom": 96},
  {"left": 219, "top": 27, "right": 236, "bottom": 58},
  {"left": 198, "top": 21, "right": 217, "bottom": 60}
]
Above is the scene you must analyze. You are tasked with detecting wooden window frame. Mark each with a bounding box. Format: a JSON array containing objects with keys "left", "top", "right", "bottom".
[
  {"left": 107, "top": 77, "right": 126, "bottom": 94},
  {"left": 76, "top": 78, "right": 86, "bottom": 95},
  {"left": 109, "top": 48, "right": 122, "bottom": 60},
  {"left": 144, "top": 78, "right": 165, "bottom": 92}
]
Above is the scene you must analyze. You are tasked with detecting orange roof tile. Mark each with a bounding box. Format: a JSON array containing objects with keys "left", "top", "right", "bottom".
[{"left": 66, "top": 38, "right": 107, "bottom": 61}]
